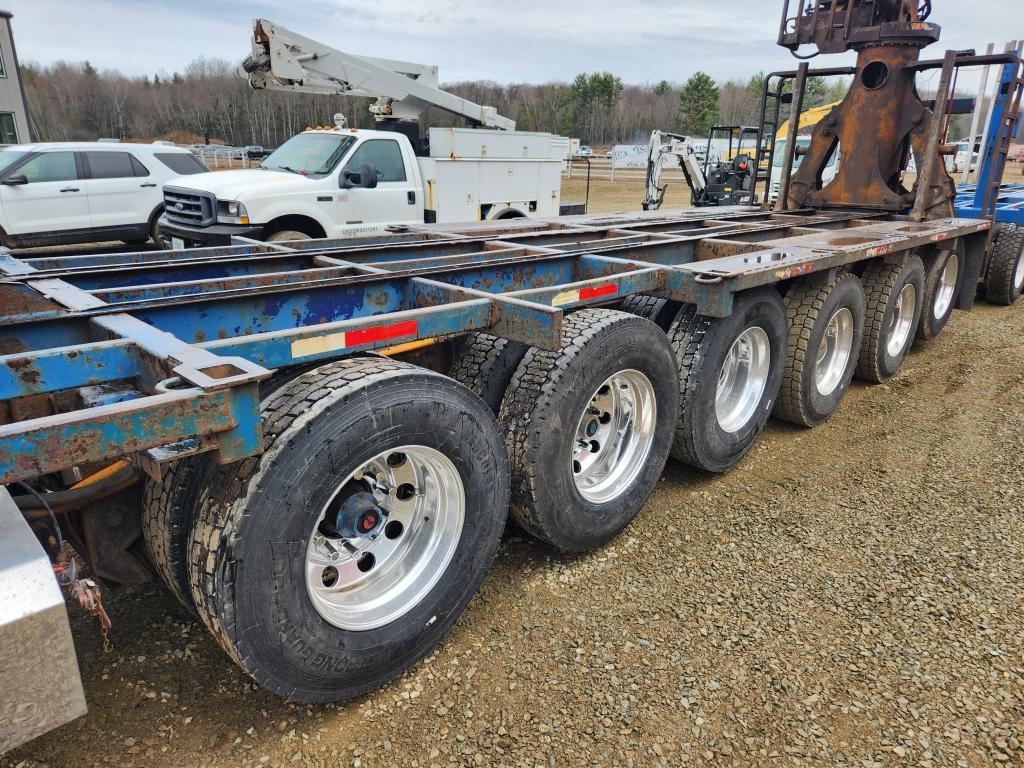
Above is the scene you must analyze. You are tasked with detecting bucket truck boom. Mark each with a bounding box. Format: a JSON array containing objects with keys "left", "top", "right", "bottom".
[{"left": 243, "top": 19, "right": 516, "bottom": 131}]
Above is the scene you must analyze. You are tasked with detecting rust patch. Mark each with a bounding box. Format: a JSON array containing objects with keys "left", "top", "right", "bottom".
[
  {"left": 0, "top": 338, "right": 28, "bottom": 356},
  {"left": 829, "top": 236, "right": 876, "bottom": 247},
  {"left": 6, "top": 357, "right": 42, "bottom": 387},
  {"left": 0, "top": 283, "right": 63, "bottom": 318}
]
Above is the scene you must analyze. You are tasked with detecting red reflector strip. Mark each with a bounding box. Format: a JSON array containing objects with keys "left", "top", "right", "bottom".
[
  {"left": 579, "top": 283, "right": 619, "bottom": 300},
  {"left": 346, "top": 319, "right": 418, "bottom": 347}
]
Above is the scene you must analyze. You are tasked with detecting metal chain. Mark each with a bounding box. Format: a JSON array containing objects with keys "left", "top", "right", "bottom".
[{"left": 61, "top": 561, "right": 115, "bottom": 653}]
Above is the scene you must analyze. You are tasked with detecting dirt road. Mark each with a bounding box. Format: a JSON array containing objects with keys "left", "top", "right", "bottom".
[{"left": 4, "top": 193, "right": 1024, "bottom": 768}]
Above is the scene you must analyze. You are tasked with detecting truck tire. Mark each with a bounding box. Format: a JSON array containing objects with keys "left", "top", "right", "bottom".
[
  {"left": 618, "top": 294, "right": 682, "bottom": 332},
  {"left": 142, "top": 365, "right": 319, "bottom": 612},
  {"left": 266, "top": 229, "right": 312, "bottom": 243},
  {"left": 855, "top": 255, "right": 925, "bottom": 383},
  {"left": 499, "top": 309, "right": 678, "bottom": 552},
  {"left": 142, "top": 457, "right": 212, "bottom": 611},
  {"left": 916, "top": 246, "right": 963, "bottom": 342},
  {"left": 150, "top": 214, "right": 164, "bottom": 246},
  {"left": 983, "top": 223, "right": 1024, "bottom": 306},
  {"left": 449, "top": 332, "right": 529, "bottom": 414},
  {"left": 774, "top": 273, "right": 865, "bottom": 427},
  {"left": 669, "top": 289, "right": 787, "bottom": 473},
  {"left": 187, "top": 357, "right": 509, "bottom": 703}
]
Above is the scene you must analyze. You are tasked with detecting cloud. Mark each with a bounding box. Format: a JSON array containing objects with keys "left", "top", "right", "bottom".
[{"left": 4, "top": 0, "right": 1018, "bottom": 90}]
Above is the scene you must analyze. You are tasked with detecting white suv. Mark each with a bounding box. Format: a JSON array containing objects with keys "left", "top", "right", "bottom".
[{"left": 0, "top": 142, "right": 209, "bottom": 248}]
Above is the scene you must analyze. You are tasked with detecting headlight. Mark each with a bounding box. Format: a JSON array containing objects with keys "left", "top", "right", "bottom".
[{"left": 216, "top": 200, "right": 249, "bottom": 225}]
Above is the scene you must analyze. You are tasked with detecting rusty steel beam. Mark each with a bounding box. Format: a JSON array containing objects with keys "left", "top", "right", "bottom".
[
  {"left": 776, "top": 62, "right": 808, "bottom": 213},
  {"left": 911, "top": 50, "right": 958, "bottom": 221}
]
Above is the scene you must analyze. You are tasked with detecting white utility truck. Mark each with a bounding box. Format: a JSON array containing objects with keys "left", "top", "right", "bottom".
[{"left": 159, "top": 20, "right": 572, "bottom": 247}]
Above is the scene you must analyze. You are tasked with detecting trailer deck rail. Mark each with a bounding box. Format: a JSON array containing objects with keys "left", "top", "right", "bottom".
[{"left": 0, "top": 208, "right": 991, "bottom": 486}]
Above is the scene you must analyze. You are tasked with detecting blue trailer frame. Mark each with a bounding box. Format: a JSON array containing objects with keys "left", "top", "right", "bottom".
[
  {"left": 954, "top": 54, "right": 1024, "bottom": 224},
  {"left": 0, "top": 208, "right": 993, "bottom": 486}
]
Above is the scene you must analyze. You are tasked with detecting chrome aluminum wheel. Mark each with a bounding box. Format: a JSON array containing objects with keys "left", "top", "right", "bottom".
[
  {"left": 932, "top": 252, "right": 959, "bottom": 319},
  {"left": 886, "top": 283, "right": 917, "bottom": 358},
  {"left": 1015, "top": 251, "right": 1024, "bottom": 292},
  {"left": 305, "top": 446, "right": 464, "bottom": 631},
  {"left": 815, "top": 308, "right": 854, "bottom": 396},
  {"left": 571, "top": 370, "right": 657, "bottom": 504},
  {"left": 716, "top": 327, "right": 771, "bottom": 434}
]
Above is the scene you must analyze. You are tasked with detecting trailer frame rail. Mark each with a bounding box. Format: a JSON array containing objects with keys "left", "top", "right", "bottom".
[{"left": 0, "top": 208, "right": 991, "bottom": 485}]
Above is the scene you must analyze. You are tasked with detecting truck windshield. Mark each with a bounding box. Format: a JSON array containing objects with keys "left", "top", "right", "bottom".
[
  {"left": 261, "top": 133, "right": 357, "bottom": 177},
  {"left": 772, "top": 138, "right": 812, "bottom": 168}
]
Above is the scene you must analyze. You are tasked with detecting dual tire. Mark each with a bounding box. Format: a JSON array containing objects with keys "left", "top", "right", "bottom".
[
  {"left": 917, "top": 246, "right": 964, "bottom": 342},
  {"left": 669, "top": 289, "right": 787, "bottom": 473},
  {"left": 498, "top": 309, "right": 679, "bottom": 551},
  {"left": 984, "top": 223, "right": 1024, "bottom": 306},
  {"left": 856, "top": 255, "right": 925, "bottom": 383},
  {"left": 775, "top": 273, "right": 866, "bottom": 427},
  {"left": 187, "top": 358, "right": 509, "bottom": 702},
  {"left": 142, "top": 365, "right": 320, "bottom": 612}
]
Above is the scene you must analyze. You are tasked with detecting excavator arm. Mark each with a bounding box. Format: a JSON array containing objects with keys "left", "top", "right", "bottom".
[
  {"left": 243, "top": 19, "right": 515, "bottom": 131},
  {"left": 643, "top": 131, "right": 706, "bottom": 211}
]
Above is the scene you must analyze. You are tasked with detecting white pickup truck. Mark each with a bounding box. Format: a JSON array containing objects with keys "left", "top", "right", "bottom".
[{"left": 159, "top": 126, "right": 569, "bottom": 247}]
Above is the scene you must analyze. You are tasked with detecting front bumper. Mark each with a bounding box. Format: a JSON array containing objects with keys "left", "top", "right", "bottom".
[
  {"left": 0, "top": 486, "right": 87, "bottom": 751},
  {"left": 158, "top": 216, "right": 264, "bottom": 248}
]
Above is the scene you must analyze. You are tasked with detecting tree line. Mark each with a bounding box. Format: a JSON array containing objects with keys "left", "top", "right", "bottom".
[{"left": 21, "top": 57, "right": 959, "bottom": 150}]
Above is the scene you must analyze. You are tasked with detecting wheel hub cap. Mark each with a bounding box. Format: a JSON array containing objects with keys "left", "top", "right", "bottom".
[
  {"left": 305, "top": 445, "right": 464, "bottom": 631},
  {"left": 571, "top": 370, "right": 657, "bottom": 505},
  {"left": 815, "top": 307, "right": 854, "bottom": 396},
  {"left": 886, "top": 283, "right": 917, "bottom": 358},
  {"left": 715, "top": 327, "right": 771, "bottom": 434}
]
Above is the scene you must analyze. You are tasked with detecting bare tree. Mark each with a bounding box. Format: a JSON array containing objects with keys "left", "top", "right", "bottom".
[{"left": 20, "top": 58, "right": 855, "bottom": 149}]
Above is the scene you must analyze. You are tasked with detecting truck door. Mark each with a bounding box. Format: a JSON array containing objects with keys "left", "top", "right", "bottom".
[
  {"left": 0, "top": 150, "right": 90, "bottom": 237},
  {"left": 338, "top": 138, "right": 419, "bottom": 230}
]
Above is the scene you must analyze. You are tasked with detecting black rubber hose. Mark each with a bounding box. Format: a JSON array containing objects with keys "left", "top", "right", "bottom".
[
  {"left": 14, "top": 481, "right": 64, "bottom": 551},
  {"left": 13, "top": 464, "right": 140, "bottom": 520}
]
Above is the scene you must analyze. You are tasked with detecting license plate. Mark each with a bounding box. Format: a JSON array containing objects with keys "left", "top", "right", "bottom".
[{"left": 171, "top": 237, "right": 185, "bottom": 250}]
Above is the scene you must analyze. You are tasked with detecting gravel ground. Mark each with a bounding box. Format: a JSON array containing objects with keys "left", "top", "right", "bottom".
[
  {"left": 3, "top": 202, "right": 1024, "bottom": 768},
  {"left": 5, "top": 297, "right": 1022, "bottom": 768}
]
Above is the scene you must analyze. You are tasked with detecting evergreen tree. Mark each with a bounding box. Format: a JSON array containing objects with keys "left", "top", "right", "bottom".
[
  {"left": 567, "top": 72, "right": 623, "bottom": 145},
  {"left": 678, "top": 72, "right": 720, "bottom": 136}
]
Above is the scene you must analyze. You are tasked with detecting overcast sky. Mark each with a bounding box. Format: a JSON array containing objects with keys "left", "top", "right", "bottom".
[{"left": 4, "top": 0, "right": 1019, "bottom": 90}]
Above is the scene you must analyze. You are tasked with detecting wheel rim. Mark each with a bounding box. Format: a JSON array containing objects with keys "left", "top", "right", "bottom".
[
  {"left": 571, "top": 370, "right": 657, "bottom": 505},
  {"left": 932, "top": 252, "right": 959, "bottom": 320},
  {"left": 1015, "top": 251, "right": 1024, "bottom": 293},
  {"left": 305, "top": 445, "right": 464, "bottom": 631},
  {"left": 886, "top": 283, "right": 917, "bottom": 358},
  {"left": 715, "top": 327, "right": 771, "bottom": 434},
  {"left": 814, "top": 307, "right": 854, "bottom": 396}
]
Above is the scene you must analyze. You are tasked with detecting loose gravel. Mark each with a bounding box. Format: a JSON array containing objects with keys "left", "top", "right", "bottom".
[{"left": 4, "top": 297, "right": 1023, "bottom": 768}]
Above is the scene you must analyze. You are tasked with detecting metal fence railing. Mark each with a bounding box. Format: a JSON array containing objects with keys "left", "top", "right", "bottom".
[{"left": 191, "top": 145, "right": 260, "bottom": 169}]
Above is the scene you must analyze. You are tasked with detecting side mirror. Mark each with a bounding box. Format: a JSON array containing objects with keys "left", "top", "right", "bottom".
[
  {"left": 2, "top": 174, "right": 28, "bottom": 186},
  {"left": 360, "top": 163, "right": 378, "bottom": 189},
  {"left": 340, "top": 162, "right": 378, "bottom": 189}
]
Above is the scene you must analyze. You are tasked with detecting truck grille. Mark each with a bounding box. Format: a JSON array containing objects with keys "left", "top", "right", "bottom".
[{"left": 163, "top": 186, "right": 215, "bottom": 226}]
